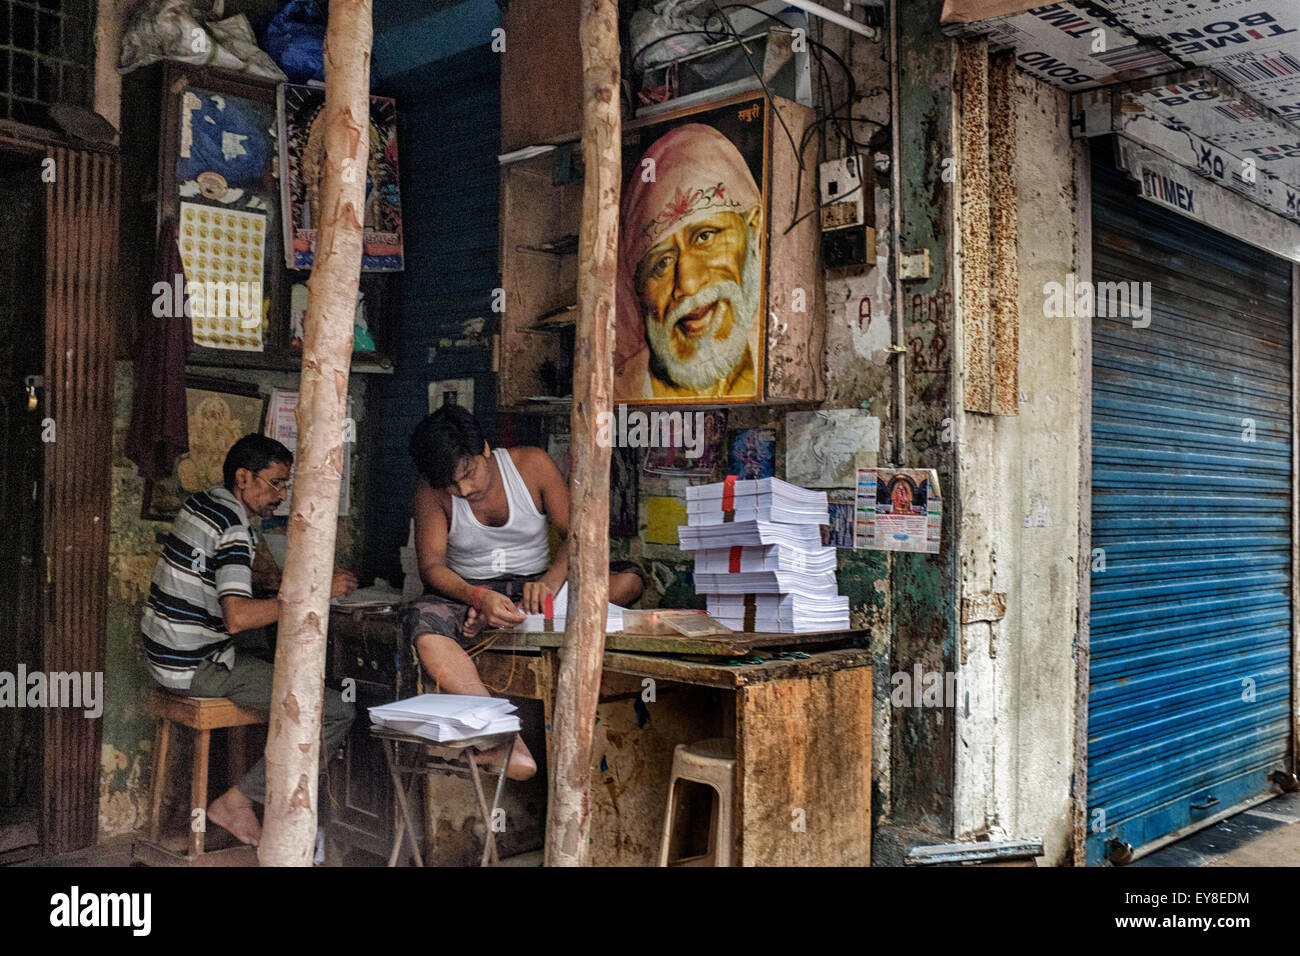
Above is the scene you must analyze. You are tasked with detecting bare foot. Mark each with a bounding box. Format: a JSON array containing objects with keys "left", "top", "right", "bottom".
[
  {"left": 207, "top": 788, "right": 262, "bottom": 846},
  {"left": 473, "top": 735, "right": 537, "bottom": 781}
]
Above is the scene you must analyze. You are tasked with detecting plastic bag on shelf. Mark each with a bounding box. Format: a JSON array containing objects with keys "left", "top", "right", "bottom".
[{"left": 118, "top": 0, "right": 285, "bottom": 80}]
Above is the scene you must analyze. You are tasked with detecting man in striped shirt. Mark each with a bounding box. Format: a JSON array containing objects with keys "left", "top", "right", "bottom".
[{"left": 141, "top": 434, "right": 357, "bottom": 846}]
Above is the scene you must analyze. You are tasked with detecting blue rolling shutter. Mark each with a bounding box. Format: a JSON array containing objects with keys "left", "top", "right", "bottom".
[{"left": 1087, "top": 156, "right": 1293, "bottom": 865}]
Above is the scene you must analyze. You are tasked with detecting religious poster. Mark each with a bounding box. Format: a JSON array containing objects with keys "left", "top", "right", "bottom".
[
  {"left": 728, "top": 427, "right": 775, "bottom": 479},
  {"left": 855, "top": 468, "right": 942, "bottom": 554},
  {"left": 281, "top": 85, "right": 404, "bottom": 271},
  {"left": 614, "top": 93, "right": 768, "bottom": 404},
  {"left": 610, "top": 446, "right": 640, "bottom": 538},
  {"left": 142, "top": 379, "right": 267, "bottom": 520},
  {"left": 642, "top": 409, "right": 727, "bottom": 477}
]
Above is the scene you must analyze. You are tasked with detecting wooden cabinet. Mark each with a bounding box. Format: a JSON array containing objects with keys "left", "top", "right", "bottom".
[
  {"left": 499, "top": 0, "right": 583, "bottom": 152},
  {"left": 324, "top": 608, "right": 420, "bottom": 862},
  {"left": 497, "top": 150, "right": 583, "bottom": 408}
]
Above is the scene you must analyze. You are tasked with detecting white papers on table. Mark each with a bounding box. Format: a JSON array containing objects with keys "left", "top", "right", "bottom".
[
  {"left": 694, "top": 570, "right": 839, "bottom": 598},
  {"left": 706, "top": 594, "right": 851, "bottom": 633},
  {"left": 685, "top": 477, "right": 830, "bottom": 525},
  {"left": 677, "top": 520, "right": 824, "bottom": 551},
  {"left": 513, "top": 583, "right": 625, "bottom": 633},
  {"left": 369, "top": 694, "right": 520, "bottom": 743},
  {"left": 692, "top": 544, "right": 837, "bottom": 574}
]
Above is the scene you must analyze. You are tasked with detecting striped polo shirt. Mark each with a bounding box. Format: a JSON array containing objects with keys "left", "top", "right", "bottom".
[{"left": 140, "top": 486, "right": 255, "bottom": 689}]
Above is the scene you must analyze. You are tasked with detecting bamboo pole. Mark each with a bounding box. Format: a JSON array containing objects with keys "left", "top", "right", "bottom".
[
  {"left": 259, "top": 0, "right": 372, "bottom": 867},
  {"left": 544, "top": 0, "right": 621, "bottom": 867}
]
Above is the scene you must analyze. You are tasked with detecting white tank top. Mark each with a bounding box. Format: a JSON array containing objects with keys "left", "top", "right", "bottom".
[{"left": 445, "top": 448, "right": 550, "bottom": 580}]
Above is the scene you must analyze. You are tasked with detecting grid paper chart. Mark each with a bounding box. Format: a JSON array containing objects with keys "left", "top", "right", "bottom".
[{"left": 178, "top": 201, "right": 266, "bottom": 352}]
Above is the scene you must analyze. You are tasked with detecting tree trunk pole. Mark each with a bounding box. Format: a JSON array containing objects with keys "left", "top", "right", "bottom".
[
  {"left": 544, "top": 0, "right": 621, "bottom": 867},
  {"left": 259, "top": 0, "right": 372, "bottom": 867}
]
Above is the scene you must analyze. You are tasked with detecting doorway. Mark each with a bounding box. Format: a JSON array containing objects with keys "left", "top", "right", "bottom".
[{"left": 0, "top": 152, "right": 46, "bottom": 862}]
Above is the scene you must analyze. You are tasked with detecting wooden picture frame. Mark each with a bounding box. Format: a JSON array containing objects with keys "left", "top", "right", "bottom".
[
  {"left": 157, "top": 64, "right": 286, "bottom": 364},
  {"left": 141, "top": 377, "right": 268, "bottom": 521}
]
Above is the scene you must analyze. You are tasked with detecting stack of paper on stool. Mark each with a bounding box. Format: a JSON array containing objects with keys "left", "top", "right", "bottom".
[
  {"left": 678, "top": 477, "right": 850, "bottom": 633},
  {"left": 369, "top": 694, "right": 520, "bottom": 743}
]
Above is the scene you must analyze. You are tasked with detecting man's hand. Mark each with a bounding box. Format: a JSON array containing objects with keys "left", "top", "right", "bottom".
[
  {"left": 478, "top": 589, "right": 525, "bottom": 628},
  {"left": 521, "top": 578, "right": 559, "bottom": 615},
  {"left": 331, "top": 569, "right": 359, "bottom": 599}
]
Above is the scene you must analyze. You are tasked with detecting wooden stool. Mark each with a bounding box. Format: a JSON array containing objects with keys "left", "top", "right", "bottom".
[
  {"left": 141, "top": 688, "right": 266, "bottom": 864},
  {"left": 658, "top": 738, "right": 736, "bottom": 867}
]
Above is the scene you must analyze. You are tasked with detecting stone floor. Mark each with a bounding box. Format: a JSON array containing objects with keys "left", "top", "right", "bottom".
[{"left": 1130, "top": 790, "right": 1300, "bottom": 867}]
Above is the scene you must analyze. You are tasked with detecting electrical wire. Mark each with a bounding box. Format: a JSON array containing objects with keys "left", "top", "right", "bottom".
[
  {"left": 715, "top": 2, "right": 886, "bottom": 232},
  {"left": 626, "top": 3, "right": 889, "bottom": 233}
]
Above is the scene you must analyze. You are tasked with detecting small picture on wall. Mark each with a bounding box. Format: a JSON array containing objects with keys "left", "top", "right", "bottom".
[
  {"left": 610, "top": 445, "right": 640, "bottom": 538},
  {"left": 142, "top": 378, "right": 267, "bottom": 521},
  {"left": 643, "top": 409, "right": 727, "bottom": 477},
  {"left": 728, "top": 427, "right": 775, "bottom": 479}
]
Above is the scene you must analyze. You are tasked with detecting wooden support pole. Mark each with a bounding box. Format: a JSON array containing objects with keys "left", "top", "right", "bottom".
[
  {"left": 259, "top": 0, "right": 372, "bottom": 867},
  {"left": 544, "top": 0, "right": 621, "bottom": 867}
]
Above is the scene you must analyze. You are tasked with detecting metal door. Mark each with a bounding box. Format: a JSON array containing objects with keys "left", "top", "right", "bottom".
[{"left": 1087, "top": 157, "right": 1294, "bottom": 865}]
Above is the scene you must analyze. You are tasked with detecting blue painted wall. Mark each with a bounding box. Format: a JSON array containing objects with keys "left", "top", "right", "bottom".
[
  {"left": 365, "top": 44, "right": 509, "bottom": 582},
  {"left": 372, "top": 0, "right": 500, "bottom": 81}
]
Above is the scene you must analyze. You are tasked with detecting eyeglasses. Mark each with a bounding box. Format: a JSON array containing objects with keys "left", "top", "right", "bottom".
[{"left": 253, "top": 472, "right": 290, "bottom": 493}]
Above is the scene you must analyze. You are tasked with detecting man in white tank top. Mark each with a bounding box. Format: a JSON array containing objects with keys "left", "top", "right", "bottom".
[{"left": 406, "top": 405, "right": 645, "bottom": 781}]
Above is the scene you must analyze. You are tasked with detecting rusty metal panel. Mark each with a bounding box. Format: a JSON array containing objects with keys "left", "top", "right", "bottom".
[
  {"left": 989, "top": 51, "right": 1019, "bottom": 416},
  {"left": 1087, "top": 155, "right": 1291, "bottom": 865},
  {"left": 959, "top": 38, "right": 992, "bottom": 414},
  {"left": 42, "top": 147, "right": 119, "bottom": 855}
]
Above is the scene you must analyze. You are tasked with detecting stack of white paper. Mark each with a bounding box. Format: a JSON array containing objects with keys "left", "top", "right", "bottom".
[
  {"left": 369, "top": 694, "right": 520, "bottom": 743},
  {"left": 685, "top": 477, "right": 830, "bottom": 525},
  {"left": 676, "top": 520, "right": 824, "bottom": 551},
  {"left": 694, "top": 570, "right": 839, "bottom": 598},
  {"left": 707, "top": 594, "right": 851, "bottom": 633},
  {"left": 678, "top": 477, "right": 850, "bottom": 633},
  {"left": 513, "top": 582, "right": 625, "bottom": 633},
  {"left": 692, "top": 544, "right": 837, "bottom": 574}
]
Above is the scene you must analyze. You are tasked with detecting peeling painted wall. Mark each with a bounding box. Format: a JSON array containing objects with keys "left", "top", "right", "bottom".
[
  {"left": 879, "top": 0, "right": 962, "bottom": 852},
  {"left": 953, "top": 72, "right": 1079, "bottom": 865},
  {"left": 101, "top": 360, "right": 368, "bottom": 840}
]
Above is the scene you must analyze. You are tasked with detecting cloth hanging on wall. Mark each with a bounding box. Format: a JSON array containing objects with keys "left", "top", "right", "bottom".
[{"left": 126, "top": 217, "right": 195, "bottom": 482}]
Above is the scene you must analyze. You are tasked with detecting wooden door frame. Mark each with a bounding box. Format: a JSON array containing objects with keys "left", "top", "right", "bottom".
[{"left": 0, "top": 128, "right": 120, "bottom": 856}]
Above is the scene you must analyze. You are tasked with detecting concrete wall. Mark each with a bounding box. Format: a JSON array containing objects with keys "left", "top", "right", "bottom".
[{"left": 953, "top": 72, "right": 1080, "bottom": 865}]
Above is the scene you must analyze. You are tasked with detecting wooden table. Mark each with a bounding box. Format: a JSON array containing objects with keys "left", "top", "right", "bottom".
[
  {"left": 477, "top": 630, "right": 872, "bottom": 866},
  {"left": 325, "top": 606, "right": 871, "bottom": 866}
]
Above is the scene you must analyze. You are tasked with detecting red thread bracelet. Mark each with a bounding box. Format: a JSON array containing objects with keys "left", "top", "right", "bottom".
[{"left": 472, "top": 585, "right": 487, "bottom": 611}]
